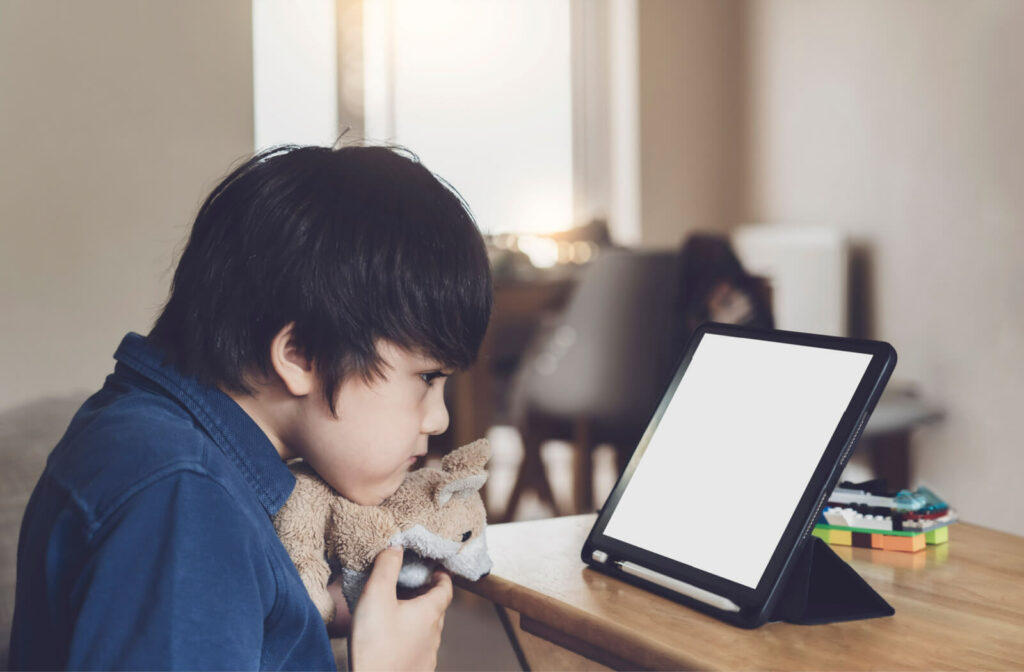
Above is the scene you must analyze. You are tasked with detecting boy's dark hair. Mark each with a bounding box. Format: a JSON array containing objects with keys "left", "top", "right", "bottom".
[{"left": 149, "top": 144, "right": 493, "bottom": 414}]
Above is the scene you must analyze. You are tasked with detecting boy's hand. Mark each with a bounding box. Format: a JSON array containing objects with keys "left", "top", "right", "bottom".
[{"left": 349, "top": 546, "right": 453, "bottom": 671}]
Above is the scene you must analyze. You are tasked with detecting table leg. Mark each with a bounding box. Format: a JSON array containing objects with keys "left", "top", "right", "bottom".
[{"left": 494, "top": 606, "right": 617, "bottom": 671}]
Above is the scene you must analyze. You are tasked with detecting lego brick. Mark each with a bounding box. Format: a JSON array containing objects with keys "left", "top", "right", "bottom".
[
  {"left": 811, "top": 528, "right": 831, "bottom": 544},
  {"left": 859, "top": 514, "right": 894, "bottom": 531},
  {"left": 828, "top": 529, "right": 852, "bottom": 546},
  {"left": 870, "top": 533, "right": 885, "bottom": 549},
  {"left": 881, "top": 533, "right": 926, "bottom": 552},
  {"left": 823, "top": 506, "right": 895, "bottom": 531},
  {"left": 902, "top": 512, "right": 958, "bottom": 533},
  {"left": 824, "top": 507, "right": 856, "bottom": 527},
  {"left": 815, "top": 522, "right": 950, "bottom": 537},
  {"left": 925, "top": 527, "right": 949, "bottom": 545},
  {"left": 851, "top": 532, "right": 873, "bottom": 549}
]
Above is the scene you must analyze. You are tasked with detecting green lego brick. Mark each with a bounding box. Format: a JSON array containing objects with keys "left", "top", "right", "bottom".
[
  {"left": 811, "top": 527, "right": 831, "bottom": 543},
  {"left": 817, "top": 524, "right": 918, "bottom": 536},
  {"left": 815, "top": 522, "right": 955, "bottom": 537},
  {"left": 925, "top": 527, "right": 949, "bottom": 545}
]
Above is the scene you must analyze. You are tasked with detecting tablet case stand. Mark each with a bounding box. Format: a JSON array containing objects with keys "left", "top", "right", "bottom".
[{"left": 770, "top": 536, "right": 894, "bottom": 625}]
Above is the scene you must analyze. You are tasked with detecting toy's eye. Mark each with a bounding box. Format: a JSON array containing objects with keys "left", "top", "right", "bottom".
[{"left": 461, "top": 531, "right": 471, "bottom": 542}]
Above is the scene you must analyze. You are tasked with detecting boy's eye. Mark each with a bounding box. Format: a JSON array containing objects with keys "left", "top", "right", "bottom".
[{"left": 419, "top": 371, "right": 449, "bottom": 386}]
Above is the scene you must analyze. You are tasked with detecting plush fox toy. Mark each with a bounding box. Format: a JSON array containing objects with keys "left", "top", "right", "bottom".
[{"left": 273, "top": 439, "right": 492, "bottom": 621}]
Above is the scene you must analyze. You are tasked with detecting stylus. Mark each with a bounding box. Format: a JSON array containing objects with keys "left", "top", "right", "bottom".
[{"left": 614, "top": 560, "right": 741, "bottom": 613}]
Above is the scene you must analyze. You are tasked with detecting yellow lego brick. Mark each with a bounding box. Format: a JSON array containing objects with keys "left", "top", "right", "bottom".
[
  {"left": 828, "top": 529, "right": 852, "bottom": 546},
  {"left": 925, "top": 527, "right": 949, "bottom": 545}
]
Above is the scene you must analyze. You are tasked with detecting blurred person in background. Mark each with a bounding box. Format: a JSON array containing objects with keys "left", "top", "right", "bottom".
[{"left": 673, "top": 233, "right": 775, "bottom": 347}]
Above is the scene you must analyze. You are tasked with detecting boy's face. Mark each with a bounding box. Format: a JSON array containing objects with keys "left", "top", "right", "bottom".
[{"left": 290, "top": 341, "right": 452, "bottom": 505}]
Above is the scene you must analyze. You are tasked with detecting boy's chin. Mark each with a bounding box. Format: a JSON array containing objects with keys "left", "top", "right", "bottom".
[
  {"left": 371, "top": 480, "right": 407, "bottom": 506},
  {"left": 340, "top": 470, "right": 411, "bottom": 506},
  {"left": 345, "top": 491, "right": 389, "bottom": 506}
]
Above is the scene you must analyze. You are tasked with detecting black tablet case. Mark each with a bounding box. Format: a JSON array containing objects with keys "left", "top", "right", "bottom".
[
  {"left": 585, "top": 324, "right": 897, "bottom": 628},
  {"left": 770, "top": 535, "right": 894, "bottom": 624},
  {"left": 592, "top": 534, "right": 894, "bottom": 628}
]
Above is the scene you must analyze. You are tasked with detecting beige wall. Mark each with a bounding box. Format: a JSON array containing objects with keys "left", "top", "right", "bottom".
[
  {"left": 637, "top": 0, "right": 1024, "bottom": 534},
  {"left": 0, "top": 0, "right": 254, "bottom": 411},
  {"left": 745, "top": 0, "right": 1024, "bottom": 535},
  {"left": 637, "top": 0, "right": 748, "bottom": 246}
]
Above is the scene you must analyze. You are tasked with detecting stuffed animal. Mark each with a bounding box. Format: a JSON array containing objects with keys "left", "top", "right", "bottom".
[{"left": 273, "top": 439, "right": 492, "bottom": 622}]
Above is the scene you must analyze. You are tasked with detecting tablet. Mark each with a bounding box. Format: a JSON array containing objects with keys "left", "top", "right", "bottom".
[{"left": 581, "top": 323, "right": 896, "bottom": 628}]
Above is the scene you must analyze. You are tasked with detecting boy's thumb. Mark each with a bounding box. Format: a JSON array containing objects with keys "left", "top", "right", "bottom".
[{"left": 363, "top": 546, "right": 405, "bottom": 597}]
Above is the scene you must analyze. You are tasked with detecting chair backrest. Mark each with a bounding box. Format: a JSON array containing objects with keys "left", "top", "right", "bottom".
[
  {"left": 0, "top": 392, "right": 90, "bottom": 669},
  {"left": 513, "top": 250, "right": 681, "bottom": 435}
]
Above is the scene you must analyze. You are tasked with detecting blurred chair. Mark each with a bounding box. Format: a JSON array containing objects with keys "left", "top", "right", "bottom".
[
  {"left": 0, "top": 393, "right": 90, "bottom": 668},
  {"left": 499, "top": 250, "right": 682, "bottom": 522}
]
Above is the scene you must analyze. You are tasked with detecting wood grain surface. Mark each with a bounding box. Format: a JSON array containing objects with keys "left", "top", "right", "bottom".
[{"left": 454, "top": 515, "right": 1024, "bottom": 670}]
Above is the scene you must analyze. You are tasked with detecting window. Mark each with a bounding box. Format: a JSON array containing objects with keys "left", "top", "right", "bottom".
[
  {"left": 253, "top": 0, "right": 338, "bottom": 150},
  {"left": 253, "top": 0, "right": 641, "bottom": 244},
  {"left": 364, "top": 0, "right": 573, "bottom": 236}
]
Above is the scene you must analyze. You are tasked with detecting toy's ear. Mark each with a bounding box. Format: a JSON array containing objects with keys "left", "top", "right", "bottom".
[
  {"left": 440, "top": 439, "right": 490, "bottom": 474},
  {"left": 435, "top": 471, "right": 487, "bottom": 507},
  {"left": 435, "top": 439, "right": 490, "bottom": 506}
]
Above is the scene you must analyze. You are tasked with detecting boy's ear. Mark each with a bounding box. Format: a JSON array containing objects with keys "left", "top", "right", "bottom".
[{"left": 270, "top": 323, "right": 315, "bottom": 398}]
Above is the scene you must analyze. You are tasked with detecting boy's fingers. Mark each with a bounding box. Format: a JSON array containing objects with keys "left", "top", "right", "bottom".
[
  {"left": 421, "top": 571, "right": 453, "bottom": 610},
  {"left": 362, "top": 546, "right": 405, "bottom": 599}
]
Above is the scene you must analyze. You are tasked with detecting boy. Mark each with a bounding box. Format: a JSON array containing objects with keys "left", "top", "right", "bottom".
[{"left": 9, "top": 144, "right": 493, "bottom": 670}]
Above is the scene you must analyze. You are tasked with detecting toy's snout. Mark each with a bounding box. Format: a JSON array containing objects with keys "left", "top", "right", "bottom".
[{"left": 443, "top": 529, "right": 492, "bottom": 580}]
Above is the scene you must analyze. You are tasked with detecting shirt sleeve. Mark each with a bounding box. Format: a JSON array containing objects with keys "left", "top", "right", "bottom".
[{"left": 65, "top": 469, "right": 272, "bottom": 670}]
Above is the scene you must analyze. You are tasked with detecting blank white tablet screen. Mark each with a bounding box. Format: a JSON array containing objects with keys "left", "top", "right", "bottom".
[{"left": 603, "top": 334, "right": 872, "bottom": 589}]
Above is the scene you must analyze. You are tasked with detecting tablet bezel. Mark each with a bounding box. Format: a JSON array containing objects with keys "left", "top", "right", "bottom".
[{"left": 582, "top": 323, "right": 896, "bottom": 622}]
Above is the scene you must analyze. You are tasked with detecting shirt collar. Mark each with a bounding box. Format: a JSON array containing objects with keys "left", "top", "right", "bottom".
[{"left": 113, "top": 332, "right": 295, "bottom": 517}]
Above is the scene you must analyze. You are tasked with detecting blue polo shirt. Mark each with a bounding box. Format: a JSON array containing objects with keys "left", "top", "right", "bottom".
[{"left": 9, "top": 333, "right": 335, "bottom": 670}]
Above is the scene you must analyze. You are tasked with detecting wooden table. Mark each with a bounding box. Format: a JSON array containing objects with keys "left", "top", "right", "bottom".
[{"left": 455, "top": 515, "right": 1024, "bottom": 670}]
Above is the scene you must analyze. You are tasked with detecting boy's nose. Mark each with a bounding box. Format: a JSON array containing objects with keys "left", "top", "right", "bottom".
[{"left": 422, "top": 396, "right": 449, "bottom": 436}]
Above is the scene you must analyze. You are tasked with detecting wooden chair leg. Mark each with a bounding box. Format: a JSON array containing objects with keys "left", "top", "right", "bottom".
[
  {"left": 572, "top": 417, "right": 593, "bottom": 515},
  {"left": 500, "top": 426, "right": 560, "bottom": 523},
  {"left": 615, "top": 443, "right": 632, "bottom": 478},
  {"left": 533, "top": 445, "right": 560, "bottom": 517}
]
